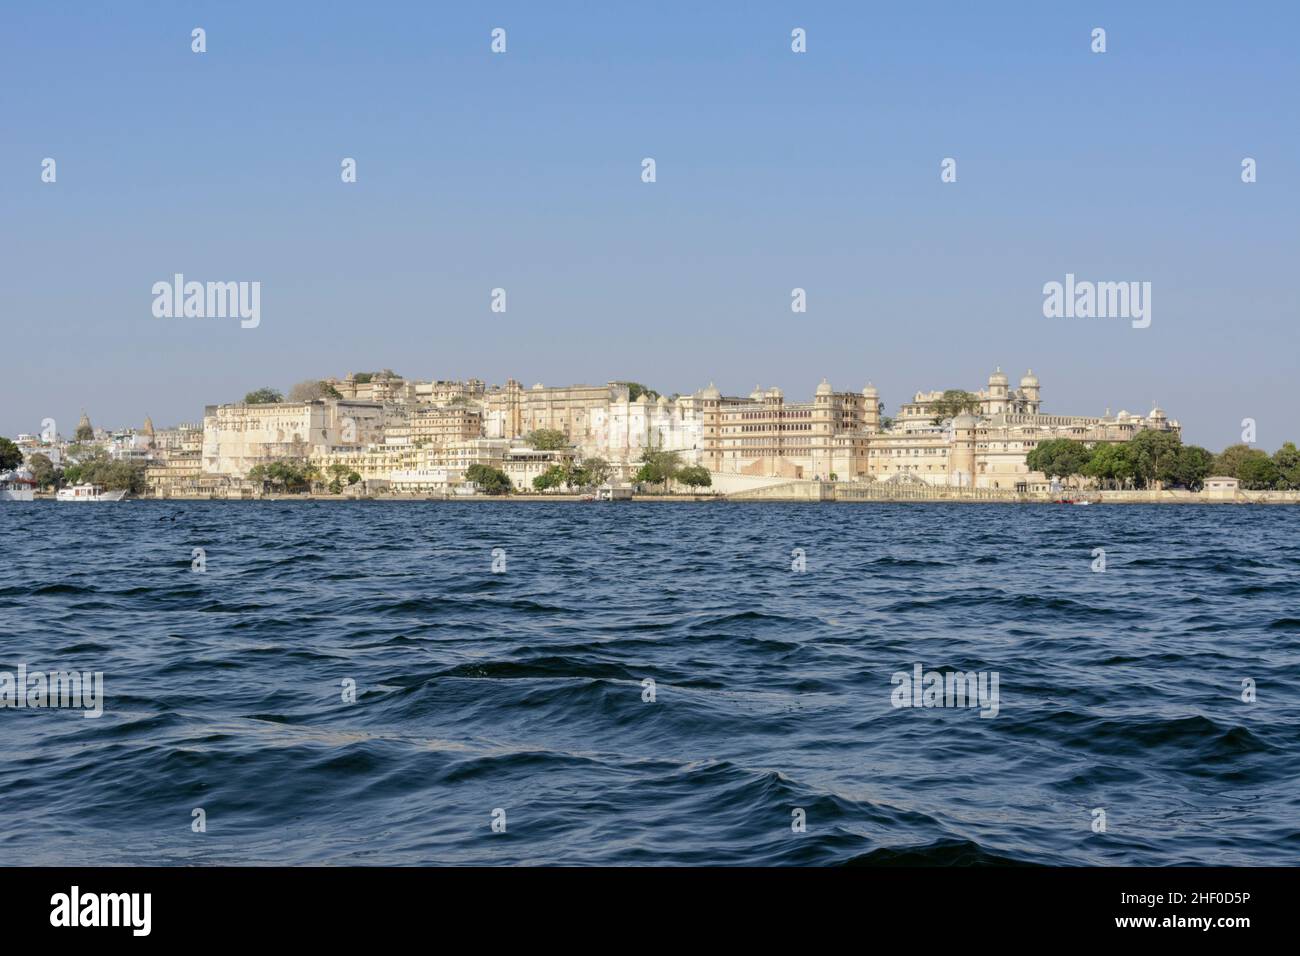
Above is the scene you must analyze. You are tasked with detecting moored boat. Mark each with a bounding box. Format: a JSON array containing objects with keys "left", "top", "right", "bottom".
[
  {"left": 56, "top": 483, "right": 128, "bottom": 502},
  {"left": 0, "top": 470, "right": 36, "bottom": 502}
]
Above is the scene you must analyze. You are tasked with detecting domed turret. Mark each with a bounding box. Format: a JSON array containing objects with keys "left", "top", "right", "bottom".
[
  {"left": 701, "top": 383, "right": 721, "bottom": 400},
  {"left": 75, "top": 410, "right": 94, "bottom": 441},
  {"left": 862, "top": 382, "right": 878, "bottom": 398},
  {"left": 986, "top": 367, "right": 1009, "bottom": 412},
  {"left": 1018, "top": 369, "right": 1041, "bottom": 413},
  {"left": 816, "top": 378, "right": 833, "bottom": 397}
]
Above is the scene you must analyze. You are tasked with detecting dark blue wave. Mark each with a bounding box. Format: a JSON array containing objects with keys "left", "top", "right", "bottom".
[{"left": 1, "top": 500, "right": 1297, "bottom": 865}]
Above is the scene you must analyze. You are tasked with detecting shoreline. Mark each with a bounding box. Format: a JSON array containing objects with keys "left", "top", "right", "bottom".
[{"left": 25, "top": 493, "right": 1300, "bottom": 505}]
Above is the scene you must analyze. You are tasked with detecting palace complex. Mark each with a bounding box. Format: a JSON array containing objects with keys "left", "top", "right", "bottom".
[{"left": 36, "top": 366, "right": 1178, "bottom": 496}]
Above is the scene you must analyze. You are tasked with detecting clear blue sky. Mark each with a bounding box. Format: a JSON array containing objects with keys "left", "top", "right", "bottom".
[{"left": 3, "top": 1, "right": 1296, "bottom": 449}]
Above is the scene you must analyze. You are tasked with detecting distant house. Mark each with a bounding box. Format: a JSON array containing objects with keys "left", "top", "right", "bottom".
[{"left": 1203, "top": 476, "right": 1240, "bottom": 499}]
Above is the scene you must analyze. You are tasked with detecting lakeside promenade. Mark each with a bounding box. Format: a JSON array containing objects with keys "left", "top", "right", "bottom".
[{"left": 32, "top": 485, "right": 1300, "bottom": 505}]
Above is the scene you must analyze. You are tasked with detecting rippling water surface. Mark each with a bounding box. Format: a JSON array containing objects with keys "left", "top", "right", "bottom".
[{"left": 1, "top": 501, "right": 1297, "bottom": 865}]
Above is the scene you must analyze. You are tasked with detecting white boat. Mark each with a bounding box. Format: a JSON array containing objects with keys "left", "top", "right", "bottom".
[
  {"left": 56, "top": 483, "right": 128, "bottom": 502},
  {"left": 0, "top": 470, "right": 36, "bottom": 502}
]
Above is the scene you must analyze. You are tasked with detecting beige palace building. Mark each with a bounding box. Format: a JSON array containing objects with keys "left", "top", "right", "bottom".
[
  {"left": 484, "top": 379, "right": 627, "bottom": 444},
  {"left": 701, "top": 380, "right": 880, "bottom": 480},
  {"left": 698, "top": 369, "right": 1180, "bottom": 490},
  {"left": 202, "top": 399, "right": 385, "bottom": 477}
]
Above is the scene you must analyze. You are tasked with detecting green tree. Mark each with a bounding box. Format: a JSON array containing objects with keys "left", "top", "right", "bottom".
[
  {"left": 635, "top": 450, "right": 681, "bottom": 490},
  {"left": 1238, "top": 454, "right": 1280, "bottom": 490},
  {"left": 677, "top": 465, "right": 712, "bottom": 490},
  {"left": 322, "top": 463, "right": 352, "bottom": 494},
  {"left": 62, "top": 449, "right": 108, "bottom": 486},
  {"left": 930, "top": 390, "right": 980, "bottom": 423},
  {"left": 525, "top": 429, "right": 568, "bottom": 451},
  {"left": 244, "top": 388, "right": 283, "bottom": 405},
  {"left": 1083, "top": 443, "right": 1136, "bottom": 489},
  {"left": 27, "top": 452, "right": 57, "bottom": 489},
  {"left": 62, "top": 453, "right": 147, "bottom": 494},
  {"left": 532, "top": 465, "right": 567, "bottom": 492},
  {"left": 353, "top": 369, "right": 399, "bottom": 385},
  {"left": 1026, "top": 438, "right": 1091, "bottom": 480},
  {"left": 619, "top": 382, "right": 660, "bottom": 403},
  {"left": 347, "top": 471, "right": 361, "bottom": 485},
  {"left": 1211, "top": 444, "right": 1257, "bottom": 478},
  {"left": 0, "top": 437, "right": 21, "bottom": 471},
  {"left": 1212, "top": 443, "right": 1288, "bottom": 487},
  {"left": 289, "top": 380, "right": 343, "bottom": 402},
  {"left": 1167, "top": 445, "right": 1214, "bottom": 490},
  {"left": 466, "top": 464, "right": 511, "bottom": 495},
  {"left": 579, "top": 457, "right": 612, "bottom": 488},
  {"left": 1272, "top": 442, "right": 1300, "bottom": 489},
  {"left": 1126, "top": 429, "right": 1182, "bottom": 488},
  {"left": 248, "top": 459, "right": 316, "bottom": 492}
]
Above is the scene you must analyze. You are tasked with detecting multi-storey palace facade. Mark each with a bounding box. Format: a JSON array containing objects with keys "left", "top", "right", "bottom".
[
  {"left": 164, "top": 366, "right": 1179, "bottom": 495},
  {"left": 699, "top": 381, "right": 880, "bottom": 480},
  {"left": 700, "top": 368, "right": 1179, "bottom": 490}
]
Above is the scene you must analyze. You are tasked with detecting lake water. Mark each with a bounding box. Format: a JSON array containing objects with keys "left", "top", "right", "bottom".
[{"left": 1, "top": 501, "right": 1297, "bottom": 865}]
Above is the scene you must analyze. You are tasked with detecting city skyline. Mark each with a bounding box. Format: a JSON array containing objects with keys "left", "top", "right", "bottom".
[{"left": 22, "top": 363, "right": 1181, "bottom": 438}]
